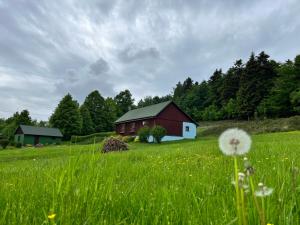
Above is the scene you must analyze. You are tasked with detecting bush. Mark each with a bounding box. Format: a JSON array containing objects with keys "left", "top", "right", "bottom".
[
  {"left": 287, "top": 116, "right": 300, "bottom": 130},
  {"left": 200, "top": 105, "right": 222, "bottom": 121},
  {"left": 102, "top": 137, "right": 128, "bottom": 153},
  {"left": 137, "top": 126, "right": 150, "bottom": 143},
  {"left": 134, "top": 136, "right": 140, "bottom": 142},
  {"left": 15, "top": 142, "right": 22, "bottom": 148},
  {"left": 35, "top": 143, "right": 44, "bottom": 148},
  {"left": 0, "top": 139, "right": 9, "bottom": 149},
  {"left": 151, "top": 125, "right": 167, "bottom": 143},
  {"left": 122, "top": 136, "right": 135, "bottom": 143}
]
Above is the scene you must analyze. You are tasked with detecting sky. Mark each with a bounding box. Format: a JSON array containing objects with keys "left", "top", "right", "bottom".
[{"left": 0, "top": 0, "right": 300, "bottom": 120}]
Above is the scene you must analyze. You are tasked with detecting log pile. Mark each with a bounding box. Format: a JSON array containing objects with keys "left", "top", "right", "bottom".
[{"left": 102, "top": 137, "right": 128, "bottom": 153}]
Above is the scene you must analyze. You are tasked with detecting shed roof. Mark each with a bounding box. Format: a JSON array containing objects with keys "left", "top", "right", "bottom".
[
  {"left": 115, "top": 100, "right": 198, "bottom": 125},
  {"left": 115, "top": 101, "right": 172, "bottom": 123},
  {"left": 17, "top": 125, "right": 63, "bottom": 137}
]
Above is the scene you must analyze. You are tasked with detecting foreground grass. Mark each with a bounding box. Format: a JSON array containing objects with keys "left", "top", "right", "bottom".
[{"left": 0, "top": 132, "right": 299, "bottom": 225}]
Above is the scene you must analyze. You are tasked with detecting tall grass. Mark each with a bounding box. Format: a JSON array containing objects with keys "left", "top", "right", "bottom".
[
  {"left": 197, "top": 115, "right": 300, "bottom": 137},
  {"left": 0, "top": 131, "right": 299, "bottom": 224}
]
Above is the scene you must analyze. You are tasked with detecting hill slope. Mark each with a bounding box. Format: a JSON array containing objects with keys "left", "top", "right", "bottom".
[{"left": 197, "top": 116, "right": 300, "bottom": 137}]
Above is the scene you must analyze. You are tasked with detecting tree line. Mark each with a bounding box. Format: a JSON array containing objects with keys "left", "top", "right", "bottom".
[
  {"left": 0, "top": 90, "right": 137, "bottom": 140},
  {"left": 172, "top": 52, "right": 300, "bottom": 121},
  {"left": 0, "top": 51, "right": 299, "bottom": 140}
]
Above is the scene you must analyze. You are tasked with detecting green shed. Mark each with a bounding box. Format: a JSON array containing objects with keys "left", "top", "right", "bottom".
[{"left": 14, "top": 125, "right": 63, "bottom": 146}]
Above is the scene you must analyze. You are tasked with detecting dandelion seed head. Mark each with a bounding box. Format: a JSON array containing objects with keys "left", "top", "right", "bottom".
[
  {"left": 255, "top": 187, "right": 273, "bottom": 197},
  {"left": 255, "top": 183, "right": 274, "bottom": 197},
  {"left": 244, "top": 165, "right": 255, "bottom": 176},
  {"left": 238, "top": 172, "right": 245, "bottom": 180},
  {"left": 218, "top": 128, "right": 252, "bottom": 156}
]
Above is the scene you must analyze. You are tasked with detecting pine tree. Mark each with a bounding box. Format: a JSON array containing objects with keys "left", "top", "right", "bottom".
[
  {"left": 207, "top": 69, "right": 223, "bottom": 108},
  {"left": 79, "top": 105, "right": 94, "bottom": 135},
  {"left": 290, "top": 55, "right": 300, "bottom": 113},
  {"left": 49, "top": 94, "right": 81, "bottom": 140},
  {"left": 16, "top": 110, "right": 33, "bottom": 126},
  {"left": 220, "top": 60, "right": 243, "bottom": 105},
  {"left": 114, "top": 89, "right": 134, "bottom": 117},
  {"left": 103, "top": 97, "right": 118, "bottom": 131},
  {"left": 137, "top": 95, "right": 172, "bottom": 108},
  {"left": 237, "top": 52, "right": 277, "bottom": 119},
  {"left": 83, "top": 90, "right": 106, "bottom": 132},
  {"left": 259, "top": 60, "right": 295, "bottom": 117}
]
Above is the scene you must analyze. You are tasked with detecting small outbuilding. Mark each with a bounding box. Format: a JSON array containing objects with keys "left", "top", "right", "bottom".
[
  {"left": 115, "top": 100, "right": 198, "bottom": 142},
  {"left": 14, "top": 125, "right": 63, "bottom": 146}
]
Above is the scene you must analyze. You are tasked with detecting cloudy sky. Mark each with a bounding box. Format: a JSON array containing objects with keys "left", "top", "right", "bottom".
[{"left": 0, "top": 0, "right": 300, "bottom": 120}]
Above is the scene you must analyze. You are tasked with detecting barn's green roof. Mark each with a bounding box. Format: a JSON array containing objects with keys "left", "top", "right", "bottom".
[
  {"left": 17, "top": 125, "right": 63, "bottom": 137},
  {"left": 115, "top": 101, "right": 172, "bottom": 123}
]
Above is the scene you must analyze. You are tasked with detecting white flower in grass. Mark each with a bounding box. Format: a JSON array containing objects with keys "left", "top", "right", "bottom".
[
  {"left": 231, "top": 172, "right": 249, "bottom": 190},
  {"left": 218, "top": 128, "right": 252, "bottom": 156},
  {"left": 255, "top": 182, "right": 274, "bottom": 197}
]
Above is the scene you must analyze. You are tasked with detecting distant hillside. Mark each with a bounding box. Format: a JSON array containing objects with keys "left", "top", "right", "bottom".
[{"left": 197, "top": 116, "right": 300, "bottom": 137}]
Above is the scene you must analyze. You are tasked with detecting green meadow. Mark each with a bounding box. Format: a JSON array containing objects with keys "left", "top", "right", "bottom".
[{"left": 0, "top": 131, "right": 299, "bottom": 225}]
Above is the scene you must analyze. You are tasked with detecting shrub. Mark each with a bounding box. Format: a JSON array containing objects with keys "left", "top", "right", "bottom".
[
  {"left": 0, "top": 139, "right": 9, "bottom": 149},
  {"left": 122, "top": 136, "right": 135, "bottom": 143},
  {"left": 137, "top": 126, "right": 150, "bottom": 143},
  {"left": 200, "top": 105, "right": 222, "bottom": 121},
  {"left": 35, "top": 143, "right": 44, "bottom": 148},
  {"left": 134, "top": 136, "right": 140, "bottom": 142},
  {"left": 15, "top": 142, "right": 22, "bottom": 148},
  {"left": 151, "top": 125, "right": 167, "bottom": 143},
  {"left": 102, "top": 137, "right": 128, "bottom": 153}
]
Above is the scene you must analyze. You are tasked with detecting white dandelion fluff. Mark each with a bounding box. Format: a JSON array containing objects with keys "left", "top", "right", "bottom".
[
  {"left": 218, "top": 128, "right": 252, "bottom": 156},
  {"left": 255, "top": 183, "right": 274, "bottom": 197}
]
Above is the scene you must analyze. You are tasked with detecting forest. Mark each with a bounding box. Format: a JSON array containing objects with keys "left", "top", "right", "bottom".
[{"left": 0, "top": 51, "right": 299, "bottom": 140}]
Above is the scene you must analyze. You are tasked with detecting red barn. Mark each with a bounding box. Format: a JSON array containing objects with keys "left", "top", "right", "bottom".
[{"left": 115, "top": 101, "right": 198, "bottom": 141}]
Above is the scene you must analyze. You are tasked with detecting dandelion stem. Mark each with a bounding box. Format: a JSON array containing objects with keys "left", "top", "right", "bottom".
[
  {"left": 249, "top": 177, "right": 264, "bottom": 225},
  {"left": 261, "top": 197, "right": 266, "bottom": 225},
  {"left": 234, "top": 156, "right": 242, "bottom": 225},
  {"left": 240, "top": 188, "right": 247, "bottom": 225}
]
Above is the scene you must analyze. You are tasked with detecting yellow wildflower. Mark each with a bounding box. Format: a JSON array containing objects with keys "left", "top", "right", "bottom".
[
  {"left": 48, "top": 213, "right": 56, "bottom": 219},
  {"left": 267, "top": 223, "right": 274, "bottom": 225}
]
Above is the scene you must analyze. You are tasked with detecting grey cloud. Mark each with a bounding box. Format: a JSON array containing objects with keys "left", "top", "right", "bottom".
[
  {"left": 89, "top": 58, "right": 110, "bottom": 76},
  {"left": 118, "top": 46, "right": 160, "bottom": 63},
  {"left": 0, "top": 0, "right": 300, "bottom": 120},
  {"left": 65, "top": 69, "right": 78, "bottom": 83}
]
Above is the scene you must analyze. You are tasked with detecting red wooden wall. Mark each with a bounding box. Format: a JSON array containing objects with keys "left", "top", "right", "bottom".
[{"left": 115, "top": 102, "right": 194, "bottom": 136}]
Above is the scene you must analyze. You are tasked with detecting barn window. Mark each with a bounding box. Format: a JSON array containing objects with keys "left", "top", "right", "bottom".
[
  {"left": 130, "top": 122, "right": 136, "bottom": 132},
  {"left": 120, "top": 124, "right": 125, "bottom": 133},
  {"left": 185, "top": 126, "right": 190, "bottom": 132},
  {"left": 142, "top": 121, "right": 147, "bottom": 126}
]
